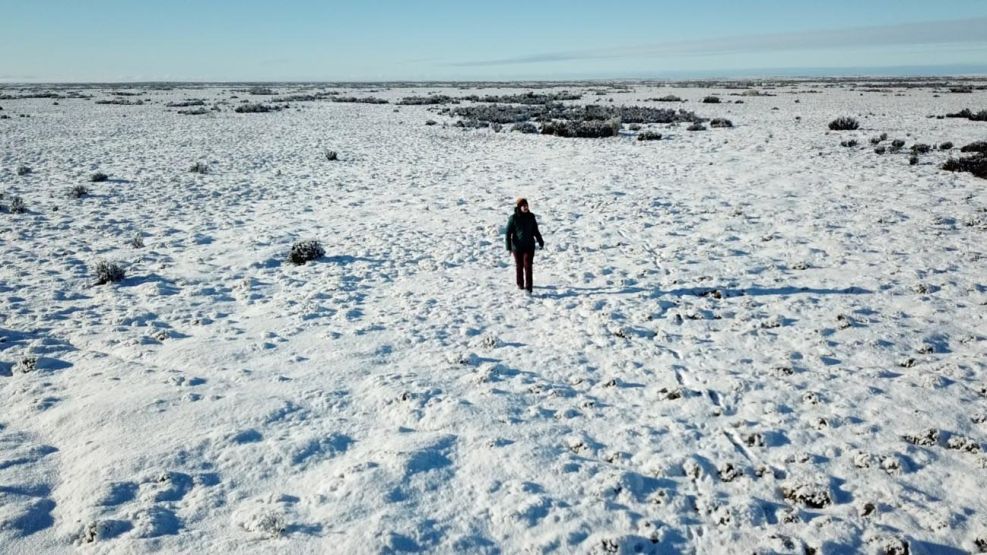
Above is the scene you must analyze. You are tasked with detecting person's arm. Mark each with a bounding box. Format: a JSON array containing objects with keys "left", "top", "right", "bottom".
[
  {"left": 505, "top": 215, "right": 514, "bottom": 251},
  {"left": 534, "top": 217, "right": 544, "bottom": 248}
]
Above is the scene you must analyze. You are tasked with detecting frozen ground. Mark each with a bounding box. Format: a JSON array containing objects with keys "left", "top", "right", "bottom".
[{"left": 1, "top": 81, "right": 986, "bottom": 554}]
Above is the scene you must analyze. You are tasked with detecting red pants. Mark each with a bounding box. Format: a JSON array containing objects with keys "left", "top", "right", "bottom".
[{"left": 513, "top": 250, "right": 534, "bottom": 291}]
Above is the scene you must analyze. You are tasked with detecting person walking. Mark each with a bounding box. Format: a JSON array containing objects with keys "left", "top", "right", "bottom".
[{"left": 505, "top": 197, "right": 544, "bottom": 293}]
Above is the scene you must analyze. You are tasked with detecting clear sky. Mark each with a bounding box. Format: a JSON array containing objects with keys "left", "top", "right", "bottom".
[{"left": 2, "top": 0, "right": 987, "bottom": 82}]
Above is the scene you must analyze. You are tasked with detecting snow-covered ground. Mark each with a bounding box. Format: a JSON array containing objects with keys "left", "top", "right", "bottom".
[{"left": 1, "top": 82, "right": 986, "bottom": 554}]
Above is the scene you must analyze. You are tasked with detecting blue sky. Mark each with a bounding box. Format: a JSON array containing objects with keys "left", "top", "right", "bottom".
[{"left": 2, "top": 0, "right": 987, "bottom": 82}]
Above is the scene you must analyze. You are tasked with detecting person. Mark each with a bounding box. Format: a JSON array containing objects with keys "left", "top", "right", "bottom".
[{"left": 505, "top": 197, "right": 544, "bottom": 293}]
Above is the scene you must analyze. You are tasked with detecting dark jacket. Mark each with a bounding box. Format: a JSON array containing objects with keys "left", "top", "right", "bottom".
[{"left": 506, "top": 208, "right": 544, "bottom": 252}]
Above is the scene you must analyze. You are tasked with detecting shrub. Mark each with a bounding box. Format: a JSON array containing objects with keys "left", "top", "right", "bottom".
[
  {"left": 9, "top": 196, "right": 26, "bottom": 213},
  {"left": 93, "top": 260, "right": 125, "bottom": 284},
  {"left": 178, "top": 108, "right": 210, "bottom": 116},
  {"left": 325, "top": 150, "right": 338, "bottom": 161},
  {"left": 960, "top": 141, "right": 987, "bottom": 154},
  {"left": 289, "top": 240, "right": 325, "bottom": 265},
  {"left": 541, "top": 118, "right": 620, "bottom": 138},
  {"left": 166, "top": 99, "right": 205, "bottom": 108},
  {"left": 16, "top": 165, "right": 31, "bottom": 176},
  {"left": 828, "top": 117, "right": 859, "bottom": 131},
  {"left": 511, "top": 122, "right": 538, "bottom": 134},
  {"left": 627, "top": 123, "right": 641, "bottom": 131},
  {"left": 909, "top": 155, "right": 919, "bottom": 165},
  {"left": 710, "top": 118, "right": 733, "bottom": 128},
  {"left": 637, "top": 131, "right": 662, "bottom": 141},
  {"left": 69, "top": 185, "right": 89, "bottom": 198},
  {"left": 425, "top": 119, "right": 437, "bottom": 126},
  {"left": 870, "top": 133, "right": 888, "bottom": 145},
  {"left": 234, "top": 103, "right": 274, "bottom": 113},
  {"left": 687, "top": 122, "right": 707, "bottom": 131},
  {"left": 189, "top": 162, "right": 209, "bottom": 174},
  {"left": 90, "top": 172, "right": 109, "bottom": 182},
  {"left": 130, "top": 232, "right": 144, "bottom": 249},
  {"left": 840, "top": 139, "right": 858, "bottom": 148},
  {"left": 874, "top": 146, "right": 886, "bottom": 154},
  {"left": 398, "top": 95, "right": 458, "bottom": 105},
  {"left": 890, "top": 139, "right": 905, "bottom": 150},
  {"left": 945, "top": 108, "right": 973, "bottom": 118},
  {"left": 939, "top": 142, "right": 953, "bottom": 150},
  {"left": 911, "top": 143, "right": 931, "bottom": 154},
  {"left": 942, "top": 155, "right": 987, "bottom": 179},
  {"left": 702, "top": 96, "right": 721, "bottom": 104},
  {"left": 654, "top": 95, "right": 683, "bottom": 102},
  {"left": 329, "top": 96, "right": 388, "bottom": 104}
]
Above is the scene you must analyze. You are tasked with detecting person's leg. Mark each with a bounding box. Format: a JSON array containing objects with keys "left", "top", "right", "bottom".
[
  {"left": 513, "top": 250, "right": 525, "bottom": 289},
  {"left": 524, "top": 250, "right": 534, "bottom": 292}
]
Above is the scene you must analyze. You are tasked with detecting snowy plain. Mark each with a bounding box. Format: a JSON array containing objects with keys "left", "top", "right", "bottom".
[{"left": 1, "top": 81, "right": 986, "bottom": 554}]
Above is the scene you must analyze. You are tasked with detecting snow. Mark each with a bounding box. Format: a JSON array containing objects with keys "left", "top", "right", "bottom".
[{"left": 1, "top": 82, "right": 986, "bottom": 553}]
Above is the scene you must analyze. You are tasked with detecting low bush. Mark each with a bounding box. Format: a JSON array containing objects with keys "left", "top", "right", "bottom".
[
  {"left": 687, "top": 122, "right": 707, "bottom": 131},
  {"left": 289, "top": 240, "right": 325, "bottom": 265},
  {"left": 890, "top": 139, "right": 905, "bottom": 150},
  {"left": 93, "top": 260, "right": 125, "bottom": 284},
  {"left": 710, "top": 118, "right": 733, "bottom": 128},
  {"left": 8, "top": 196, "right": 26, "bottom": 213},
  {"left": 398, "top": 95, "right": 458, "bottom": 105},
  {"left": 17, "top": 165, "right": 31, "bottom": 176},
  {"left": 68, "top": 185, "right": 89, "bottom": 198},
  {"left": 130, "top": 232, "right": 144, "bottom": 249},
  {"left": 541, "top": 118, "right": 620, "bottom": 138},
  {"left": 702, "top": 96, "right": 721, "bottom": 104},
  {"left": 960, "top": 141, "right": 987, "bottom": 154},
  {"left": 511, "top": 122, "right": 538, "bottom": 134},
  {"left": 325, "top": 150, "right": 338, "bottom": 161},
  {"left": 840, "top": 139, "right": 858, "bottom": 147},
  {"left": 627, "top": 123, "right": 641, "bottom": 131},
  {"left": 652, "top": 95, "right": 683, "bottom": 102},
  {"left": 178, "top": 108, "right": 210, "bottom": 115},
  {"left": 911, "top": 143, "right": 931, "bottom": 154},
  {"left": 909, "top": 155, "right": 919, "bottom": 165},
  {"left": 330, "top": 96, "right": 388, "bottom": 104},
  {"left": 90, "top": 172, "right": 109, "bottom": 182},
  {"left": 870, "top": 133, "right": 888, "bottom": 145},
  {"left": 939, "top": 142, "right": 953, "bottom": 150},
  {"left": 425, "top": 119, "right": 437, "bottom": 126},
  {"left": 828, "top": 117, "right": 859, "bottom": 131},
  {"left": 942, "top": 155, "right": 987, "bottom": 179},
  {"left": 874, "top": 146, "right": 886, "bottom": 154},
  {"left": 189, "top": 162, "right": 209, "bottom": 174},
  {"left": 945, "top": 108, "right": 987, "bottom": 121},
  {"left": 234, "top": 103, "right": 275, "bottom": 113},
  {"left": 637, "top": 131, "right": 662, "bottom": 141}
]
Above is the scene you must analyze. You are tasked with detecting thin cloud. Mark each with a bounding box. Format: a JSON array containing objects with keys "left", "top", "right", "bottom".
[{"left": 451, "top": 17, "right": 987, "bottom": 67}]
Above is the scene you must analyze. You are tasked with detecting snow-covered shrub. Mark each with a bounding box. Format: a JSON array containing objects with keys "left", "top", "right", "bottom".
[
  {"left": 840, "top": 139, "right": 858, "bottom": 147},
  {"left": 234, "top": 103, "right": 274, "bottom": 113},
  {"left": 627, "top": 123, "right": 641, "bottom": 131},
  {"left": 686, "top": 122, "right": 706, "bottom": 131},
  {"left": 93, "top": 260, "right": 125, "bottom": 284},
  {"left": 890, "top": 139, "right": 905, "bottom": 151},
  {"left": 90, "top": 172, "right": 109, "bottom": 182},
  {"left": 512, "top": 122, "right": 538, "bottom": 134},
  {"left": 540, "top": 118, "right": 620, "bottom": 138},
  {"left": 289, "top": 240, "right": 325, "bottom": 265},
  {"left": 909, "top": 155, "right": 919, "bottom": 165},
  {"left": 939, "top": 141, "right": 953, "bottom": 150},
  {"left": 637, "top": 131, "right": 662, "bottom": 141},
  {"left": 189, "top": 161, "right": 208, "bottom": 174},
  {"left": 874, "top": 146, "right": 886, "bottom": 155},
  {"left": 870, "top": 133, "right": 888, "bottom": 144},
  {"left": 702, "top": 96, "right": 721, "bottom": 104},
  {"left": 16, "top": 165, "right": 31, "bottom": 176},
  {"left": 325, "top": 150, "right": 338, "bottom": 161},
  {"left": 424, "top": 119, "right": 437, "bottom": 126},
  {"left": 130, "top": 232, "right": 144, "bottom": 248},
  {"left": 710, "top": 118, "right": 733, "bottom": 128},
  {"left": 654, "top": 95, "right": 683, "bottom": 102},
  {"left": 828, "top": 117, "right": 859, "bottom": 130},
  {"left": 68, "top": 184, "right": 89, "bottom": 198},
  {"left": 8, "top": 196, "right": 26, "bottom": 213},
  {"left": 960, "top": 141, "right": 987, "bottom": 154},
  {"left": 911, "top": 143, "right": 931, "bottom": 154},
  {"left": 942, "top": 155, "right": 987, "bottom": 179}
]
